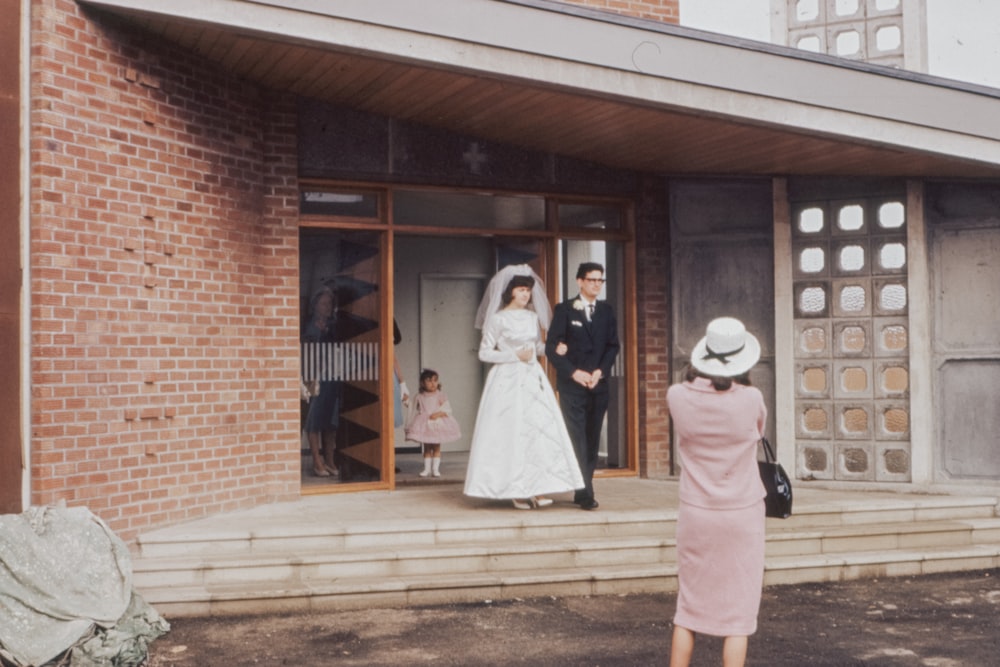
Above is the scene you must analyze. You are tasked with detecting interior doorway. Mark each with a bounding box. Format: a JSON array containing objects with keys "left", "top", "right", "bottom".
[
  {"left": 393, "top": 236, "right": 494, "bottom": 458},
  {"left": 417, "top": 273, "right": 485, "bottom": 453}
]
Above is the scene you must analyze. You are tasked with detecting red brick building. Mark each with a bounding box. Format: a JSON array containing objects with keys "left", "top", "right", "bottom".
[{"left": 5, "top": 0, "right": 1000, "bottom": 541}]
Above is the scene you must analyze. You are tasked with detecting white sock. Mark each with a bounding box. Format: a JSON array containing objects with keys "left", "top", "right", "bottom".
[
  {"left": 432, "top": 456, "right": 441, "bottom": 477},
  {"left": 420, "top": 456, "right": 432, "bottom": 477}
]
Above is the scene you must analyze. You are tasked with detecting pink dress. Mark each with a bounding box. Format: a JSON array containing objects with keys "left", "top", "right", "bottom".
[
  {"left": 405, "top": 390, "right": 462, "bottom": 445},
  {"left": 666, "top": 377, "right": 767, "bottom": 637}
]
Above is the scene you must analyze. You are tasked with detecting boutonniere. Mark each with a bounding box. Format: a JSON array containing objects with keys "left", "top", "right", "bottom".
[{"left": 572, "top": 298, "right": 585, "bottom": 311}]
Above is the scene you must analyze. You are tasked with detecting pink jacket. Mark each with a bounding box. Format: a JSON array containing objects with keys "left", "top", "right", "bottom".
[{"left": 666, "top": 377, "right": 767, "bottom": 510}]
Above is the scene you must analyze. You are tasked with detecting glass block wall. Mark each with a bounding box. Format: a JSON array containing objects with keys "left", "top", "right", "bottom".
[
  {"left": 792, "top": 198, "right": 911, "bottom": 481},
  {"left": 781, "top": 0, "right": 915, "bottom": 70}
]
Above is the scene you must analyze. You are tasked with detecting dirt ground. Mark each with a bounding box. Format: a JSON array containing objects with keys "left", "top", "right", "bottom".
[{"left": 146, "top": 569, "right": 1000, "bottom": 666}]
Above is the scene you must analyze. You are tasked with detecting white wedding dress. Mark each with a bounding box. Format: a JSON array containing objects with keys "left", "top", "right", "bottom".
[{"left": 464, "top": 308, "right": 584, "bottom": 500}]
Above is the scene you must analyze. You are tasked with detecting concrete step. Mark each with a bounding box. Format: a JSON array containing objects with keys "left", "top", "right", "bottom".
[
  {"left": 133, "top": 509, "right": 677, "bottom": 559},
  {"left": 135, "top": 528, "right": 1000, "bottom": 616},
  {"left": 132, "top": 516, "right": 1000, "bottom": 590},
  {"left": 765, "top": 517, "right": 1000, "bottom": 557},
  {"left": 133, "top": 496, "right": 1000, "bottom": 559},
  {"left": 132, "top": 487, "right": 1000, "bottom": 616},
  {"left": 763, "top": 543, "right": 1000, "bottom": 586},
  {"left": 139, "top": 541, "right": 1000, "bottom": 618},
  {"left": 138, "top": 561, "right": 681, "bottom": 616},
  {"left": 774, "top": 494, "right": 999, "bottom": 529},
  {"left": 132, "top": 535, "right": 678, "bottom": 589}
]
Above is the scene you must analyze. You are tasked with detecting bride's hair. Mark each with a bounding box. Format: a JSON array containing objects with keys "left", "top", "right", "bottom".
[
  {"left": 474, "top": 264, "right": 551, "bottom": 330},
  {"left": 501, "top": 275, "right": 535, "bottom": 306}
]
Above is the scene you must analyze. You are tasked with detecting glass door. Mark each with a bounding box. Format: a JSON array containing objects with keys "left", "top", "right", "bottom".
[{"left": 300, "top": 228, "right": 386, "bottom": 487}]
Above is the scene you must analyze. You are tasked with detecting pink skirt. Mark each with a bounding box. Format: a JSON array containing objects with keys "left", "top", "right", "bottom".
[
  {"left": 673, "top": 500, "right": 765, "bottom": 637},
  {"left": 405, "top": 414, "right": 462, "bottom": 444}
]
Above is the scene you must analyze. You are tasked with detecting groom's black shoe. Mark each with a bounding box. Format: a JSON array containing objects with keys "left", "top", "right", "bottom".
[{"left": 578, "top": 499, "right": 599, "bottom": 511}]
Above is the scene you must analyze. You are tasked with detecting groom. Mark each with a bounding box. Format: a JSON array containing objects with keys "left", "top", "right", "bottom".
[{"left": 545, "top": 262, "right": 620, "bottom": 510}]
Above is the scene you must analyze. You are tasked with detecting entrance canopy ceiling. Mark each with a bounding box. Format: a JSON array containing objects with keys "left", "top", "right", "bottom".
[{"left": 79, "top": 0, "right": 1000, "bottom": 178}]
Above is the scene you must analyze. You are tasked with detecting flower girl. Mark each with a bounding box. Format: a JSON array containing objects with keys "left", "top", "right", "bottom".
[{"left": 405, "top": 368, "right": 461, "bottom": 477}]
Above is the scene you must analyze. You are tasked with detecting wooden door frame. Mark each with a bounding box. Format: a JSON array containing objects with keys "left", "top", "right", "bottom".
[{"left": 0, "top": 0, "right": 24, "bottom": 513}]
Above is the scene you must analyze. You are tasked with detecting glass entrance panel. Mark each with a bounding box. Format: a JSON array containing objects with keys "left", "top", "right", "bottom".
[
  {"left": 300, "top": 228, "right": 384, "bottom": 487},
  {"left": 393, "top": 189, "right": 545, "bottom": 230},
  {"left": 556, "top": 240, "right": 628, "bottom": 471}
]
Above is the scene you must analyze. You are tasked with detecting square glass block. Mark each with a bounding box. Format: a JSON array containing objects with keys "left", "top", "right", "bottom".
[
  {"left": 830, "top": 200, "right": 867, "bottom": 236},
  {"left": 873, "top": 0, "right": 903, "bottom": 15},
  {"left": 795, "top": 33, "right": 823, "bottom": 52},
  {"left": 873, "top": 316, "right": 908, "bottom": 357},
  {"left": 834, "top": 0, "right": 862, "bottom": 18},
  {"left": 833, "top": 320, "right": 872, "bottom": 357},
  {"left": 795, "top": 0, "right": 821, "bottom": 23},
  {"left": 797, "top": 441, "right": 834, "bottom": 480},
  {"left": 876, "top": 442, "right": 911, "bottom": 483},
  {"left": 875, "top": 361, "right": 909, "bottom": 398},
  {"left": 794, "top": 282, "right": 830, "bottom": 318},
  {"left": 831, "top": 278, "right": 872, "bottom": 318},
  {"left": 796, "top": 361, "right": 832, "bottom": 398},
  {"left": 871, "top": 23, "right": 903, "bottom": 55},
  {"left": 833, "top": 360, "right": 873, "bottom": 399},
  {"left": 871, "top": 234, "right": 907, "bottom": 275},
  {"left": 793, "top": 240, "right": 830, "bottom": 279},
  {"left": 831, "top": 238, "right": 870, "bottom": 277},
  {"left": 835, "top": 442, "right": 875, "bottom": 481},
  {"left": 876, "top": 400, "right": 910, "bottom": 439},
  {"left": 792, "top": 204, "right": 830, "bottom": 236},
  {"left": 795, "top": 320, "right": 831, "bottom": 358},
  {"left": 796, "top": 401, "right": 833, "bottom": 439},
  {"left": 835, "top": 402, "right": 872, "bottom": 439},
  {"left": 872, "top": 278, "right": 908, "bottom": 316},
  {"left": 832, "top": 28, "right": 863, "bottom": 58},
  {"left": 792, "top": 204, "right": 827, "bottom": 236},
  {"left": 874, "top": 199, "right": 905, "bottom": 231}
]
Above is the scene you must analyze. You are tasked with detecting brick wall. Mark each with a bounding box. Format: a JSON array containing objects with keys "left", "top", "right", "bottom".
[
  {"left": 563, "top": 0, "right": 680, "bottom": 23},
  {"left": 634, "top": 175, "right": 672, "bottom": 478},
  {"left": 30, "top": 0, "right": 300, "bottom": 541}
]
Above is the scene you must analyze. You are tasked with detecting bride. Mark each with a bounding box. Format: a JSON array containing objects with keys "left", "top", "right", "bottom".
[{"left": 464, "top": 264, "right": 584, "bottom": 509}]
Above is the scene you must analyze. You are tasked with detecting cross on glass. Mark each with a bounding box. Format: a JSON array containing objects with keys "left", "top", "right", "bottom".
[{"left": 462, "top": 142, "right": 488, "bottom": 175}]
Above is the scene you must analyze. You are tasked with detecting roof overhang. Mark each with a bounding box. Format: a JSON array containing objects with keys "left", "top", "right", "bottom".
[{"left": 78, "top": 0, "right": 1000, "bottom": 178}]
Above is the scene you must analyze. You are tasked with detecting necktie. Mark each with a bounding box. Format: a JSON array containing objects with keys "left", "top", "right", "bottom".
[{"left": 587, "top": 304, "right": 594, "bottom": 321}]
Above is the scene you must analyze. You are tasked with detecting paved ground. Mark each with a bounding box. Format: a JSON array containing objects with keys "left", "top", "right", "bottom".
[{"left": 146, "top": 568, "right": 1000, "bottom": 666}]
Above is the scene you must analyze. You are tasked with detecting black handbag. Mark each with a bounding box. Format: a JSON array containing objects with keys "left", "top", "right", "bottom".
[{"left": 758, "top": 437, "right": 793, "bottom": 519}]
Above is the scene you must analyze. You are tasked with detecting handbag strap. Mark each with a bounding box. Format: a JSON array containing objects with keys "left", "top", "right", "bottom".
[{"left": 760, "top": 436, "right": 776, "bottom": 463}]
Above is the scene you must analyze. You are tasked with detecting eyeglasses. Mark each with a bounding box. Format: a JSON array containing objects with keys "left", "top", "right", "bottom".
[{"left": 582, "top": 278, "right": 606, "bottom": 284}]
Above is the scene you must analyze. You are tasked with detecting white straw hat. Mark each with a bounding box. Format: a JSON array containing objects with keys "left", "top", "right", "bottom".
[{"left": 690, "top": 317, "right": 761, "bottom": 378}]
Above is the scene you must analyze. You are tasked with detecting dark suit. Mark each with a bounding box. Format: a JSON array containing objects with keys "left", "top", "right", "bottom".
[{"left": 545, "top": 297, "right": 620, "bottom": 505}]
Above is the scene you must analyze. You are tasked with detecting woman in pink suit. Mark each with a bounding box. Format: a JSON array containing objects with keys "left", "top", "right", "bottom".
[{"left": 666, "top": 317, "right": 767, "bottom": 667}]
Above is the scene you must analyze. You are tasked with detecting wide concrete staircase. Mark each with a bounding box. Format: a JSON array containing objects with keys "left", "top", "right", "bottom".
[{"left": 131, "top": 483, "right": 1000, "bottom": 617}]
